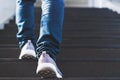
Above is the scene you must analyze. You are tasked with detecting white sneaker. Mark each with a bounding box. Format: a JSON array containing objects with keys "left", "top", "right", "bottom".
[
  {"left": 19, "top": 40, "right": 36, "bottom": 59},
  {"left": 36, "top": 51, "right": 62, "bottom": 79}
]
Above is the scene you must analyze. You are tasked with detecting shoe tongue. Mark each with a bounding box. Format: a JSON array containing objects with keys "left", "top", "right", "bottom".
[
  {"left": 28, "top": 40, "right": 31, "bottom": 46},
  {"left": 26, "top": 41, "right": 34, "bottom": 50},
  {"left": 28, "top": 40, "right": 31, "bottom": 43},
  {"left": 42, "top": 51, "right": 47, "bottom": 57},
  {"left": 42, "top": 53, "right": 46, "bottom": 57}
]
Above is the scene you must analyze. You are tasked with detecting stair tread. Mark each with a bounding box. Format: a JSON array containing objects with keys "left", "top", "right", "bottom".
[
  {"left": 0, "top": 77, "right": 120, "bottom": 80},
  {"left": 1, "top": 48, "right": 120, "bottom": 59},
  {"left": 0, "top": 59, "right": 120, "bottom": 77}
]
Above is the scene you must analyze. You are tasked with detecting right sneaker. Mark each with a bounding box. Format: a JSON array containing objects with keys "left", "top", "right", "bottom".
[
  {"left": 36, "top": 51, "right": 62, "bottom": 79},
  {"left": 19, "top": 40, "right": 36, "bottom": 59}
]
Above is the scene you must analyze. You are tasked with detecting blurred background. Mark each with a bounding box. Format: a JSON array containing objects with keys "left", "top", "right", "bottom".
[{"left": 0, "top": 0, "right": 120, "bottom": 30}]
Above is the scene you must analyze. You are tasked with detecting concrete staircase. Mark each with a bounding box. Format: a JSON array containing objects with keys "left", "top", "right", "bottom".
[{"left": 0, "top": 7, "right": 120, "bottom": 80}]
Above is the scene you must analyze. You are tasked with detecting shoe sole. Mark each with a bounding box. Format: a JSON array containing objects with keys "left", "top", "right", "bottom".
[
  {"left": 38, "top": 67, "right": 57, "bottom": 79},
  {"left": 37, "top": 63, "right": 62, "bottom": 79},
  {"left": 19, "top": 54, "right": 36, "bottom": 60}
]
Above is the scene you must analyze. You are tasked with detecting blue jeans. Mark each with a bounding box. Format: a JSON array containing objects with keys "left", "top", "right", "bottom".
[{"left": 16, "top": 0, "right": 64, "bottom": 61}]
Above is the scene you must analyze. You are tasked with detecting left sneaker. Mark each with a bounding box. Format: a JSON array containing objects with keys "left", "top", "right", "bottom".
[
  {"left": 19, "top": 40, "right": 36, "bottom": 59},
  {"left": 36, "top": 51, "right": 62, "bottom": 79}
]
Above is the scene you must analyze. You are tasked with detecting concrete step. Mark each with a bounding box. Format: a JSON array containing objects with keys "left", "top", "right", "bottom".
[
  {"left": 9, "top": 16, "right": 120, "bottom": 21},
  {"left": 1, "top": 38, "right": 120, "bottom": 48},
  {"left": 0, "top": 77, "right": 120, "bottom": 80},
  {"left": 5, "top": 20, "right": 120, "bottom": 26},
  {"left": 1, "top": 47, "right": 120, "bottom": 60},
  {"left": 0, "top": 59, "right": 120, "bottom": 77},
  {"left": 4, "top": 26, "right": 120, "bottom": 34},
  {"left": 2, "top": 26, "right": 120, "bottom": 35}
]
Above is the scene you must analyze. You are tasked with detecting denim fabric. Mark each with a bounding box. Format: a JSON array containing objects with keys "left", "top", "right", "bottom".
[
  {"left": 16, "top": 0, "right": 37, "bottom": 48},
  {"left": 16, "top": 0, "right": 64, "bottom": 61}
]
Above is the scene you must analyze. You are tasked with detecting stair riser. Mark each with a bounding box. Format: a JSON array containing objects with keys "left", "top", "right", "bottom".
[
  {"left": 1, "top": 48, "right": 120, "bottom": 60},
  {"left": 1, "top": 39, "right": 120, "bottom": 48},
  {"left": 0, "top": 61, "right": 120, "bottom": 77}
]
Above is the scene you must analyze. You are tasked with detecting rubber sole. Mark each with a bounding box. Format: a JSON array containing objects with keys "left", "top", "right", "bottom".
[
  {"left": 20, "top": 54, "right": 36, "bottom": 60},
  {"left": 37, "top": 67, "right": 57, "bottom": 79}
]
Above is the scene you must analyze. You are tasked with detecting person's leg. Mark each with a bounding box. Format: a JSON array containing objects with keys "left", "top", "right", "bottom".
[
  {"left": 36, "top": 0, "right": 64, "bottom": 78},
  {"left": 16, "top": 0, "right": 36, "bottom": 48},
  {"left": 36, "top": 0, "right": 64, "bottom": 61},
  {"left": 16, "top": 0, "right": 36, "bottom": 59}
]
